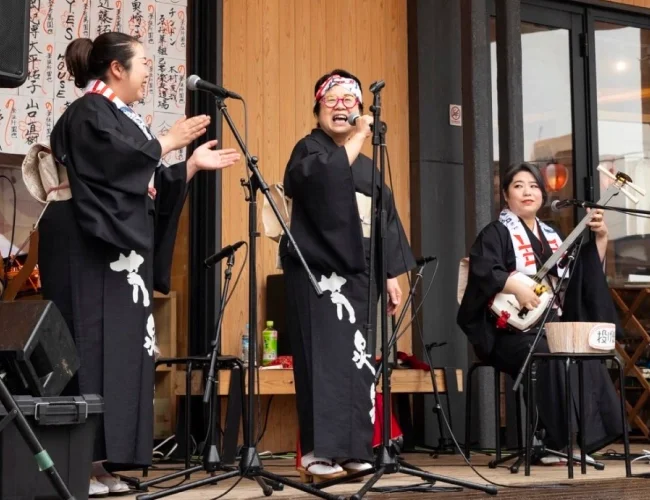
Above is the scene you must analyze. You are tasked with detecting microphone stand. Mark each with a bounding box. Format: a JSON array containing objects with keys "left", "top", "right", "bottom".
[
  {"left": 503, "top": 243, "right": 608, "bottom": 469},
  {"left": 131, "top": 251, "right": 249, "bottom": 496},
  {"left": 137, "top": 95, "right": 341, "bottom": 500},
  {"left": 511, "top": 245, "right": 578, "bottom": 393},
  {"left": 308, "top": 82, "right": 496, "bottom": 499}
]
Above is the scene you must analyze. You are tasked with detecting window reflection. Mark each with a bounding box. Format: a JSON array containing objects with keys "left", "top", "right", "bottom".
[
  {"left": 595, "top": 22, "right": 650, "bottom": 282},
  {"left": 491, "top": 20, "right": 575, "bottom": 237}
]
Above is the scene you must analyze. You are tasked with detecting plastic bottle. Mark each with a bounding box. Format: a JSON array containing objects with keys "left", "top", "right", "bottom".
[
  {"left": 262, "top": 320, "right": 278, "bottom": 366},
  {"left": 241, "top": 323, "right": 250, "bottom": 367}
]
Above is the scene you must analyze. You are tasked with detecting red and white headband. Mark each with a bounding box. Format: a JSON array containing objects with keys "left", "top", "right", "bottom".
[{"left": 314, "top": 74, "right": 363, "bottom": 104}]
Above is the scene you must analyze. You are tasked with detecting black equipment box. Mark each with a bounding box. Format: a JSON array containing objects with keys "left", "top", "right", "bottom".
[{"left": 0, "top": 394, "right": 104, "bottom": 500}]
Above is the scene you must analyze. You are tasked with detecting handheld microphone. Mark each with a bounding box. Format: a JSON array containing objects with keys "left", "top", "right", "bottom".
[
  {"left": 347, "top": 113, "right": 387, "bottom": 131},
  {"left": 204, "top": 241, "right": 245, "bottom": 268},
  {"left": 186, "top": 75, "right": 242, "bottom": 100},
  {"left": 416, "top": 255, "right": 436, "bottom": 266}
]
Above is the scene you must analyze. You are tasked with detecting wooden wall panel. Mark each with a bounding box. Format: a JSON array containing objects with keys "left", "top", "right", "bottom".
[
  {"left": 170, "top": 202, "right": 190, "bottom": 356},
  {"left": 220, "top": 0, "right": 413, "bottom": 358},
  {"left": 610, "top": 0, "right": 650, "bottom": 7}
]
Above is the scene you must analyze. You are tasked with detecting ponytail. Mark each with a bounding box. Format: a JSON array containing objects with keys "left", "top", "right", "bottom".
[{"left": 65, "top": 38, "right": 93, "bottom": 89}]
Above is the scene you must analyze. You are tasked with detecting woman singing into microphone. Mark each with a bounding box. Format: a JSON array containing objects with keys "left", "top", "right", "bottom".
[{"left": 280, "top": 69, "right": 416, "bottom": 481}]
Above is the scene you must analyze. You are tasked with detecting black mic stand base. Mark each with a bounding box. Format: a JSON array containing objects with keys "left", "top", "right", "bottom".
[{"left": 310, "top": 444, "right": 497, "bottom": 498}]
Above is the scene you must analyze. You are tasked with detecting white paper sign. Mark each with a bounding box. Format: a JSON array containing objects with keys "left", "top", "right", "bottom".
[
  {"left": 91, "top": 0, "right": 125, "bottom": 37},
  {"left": 449, "top": 104, "right": 462, "bottom": 127},
  {"left": 1, "top": 97, "right": 21, "bottom": 154},
  {"left": 54, "top": 0, "right": 91, "bottom": 43},
  {"left": 154, "top": 56, "right": 186, "bottom": 113},
  {"left": 125, "top": 0, "right": 156, "bottom": 52},
  {"left": 21, "top": 2, "right": 56, "bottom": 98},
  {"left": 152, "top": 112, "right": 184, "bottom": 164},
  {"left": 155, "top": 4, "right": 187, "bottom": 60},
  {"left": 53, "top": 42, "right": 84, "bottom": 123},
  {"left": 588, "top": 323, "right": 616, "bottom": 351}
]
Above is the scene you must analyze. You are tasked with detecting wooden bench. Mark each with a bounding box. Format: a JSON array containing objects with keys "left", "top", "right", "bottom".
[
  {"left": 169, "top": 366, "right": 463, "bottom": 453},
  {"left": 173, "top": 367, "right": 463, "bottom": 396}
]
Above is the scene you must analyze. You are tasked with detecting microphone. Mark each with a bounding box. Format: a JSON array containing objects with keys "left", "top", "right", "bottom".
[
  {"left": 204, "top": 241, "right": 245, "bottom": 268},
  {"left": 186, "top": 75, "right": 242, "bottom": 100},
  {"left": 347, "top": 113, "right": 387, "bottom": 130},
  {"left": 551, "top": 199, "right": 586, "bottom": 212},
  {"left": 416, "top": 255, "right": 436, "bottom": 266}
]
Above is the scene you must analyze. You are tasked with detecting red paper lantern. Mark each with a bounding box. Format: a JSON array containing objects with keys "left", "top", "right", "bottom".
[{"left": 543, "top": 162, "right": 569, "bottom": 192}]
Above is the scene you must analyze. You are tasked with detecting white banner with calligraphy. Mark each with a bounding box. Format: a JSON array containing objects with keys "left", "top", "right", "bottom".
[
  {"left": 53, "top": 0, "right": 91, "bottom": 43},
  {"left": 90, "top": 0, "right": 125, "bottom": 37},
  {"left": 0, "top": 0, "right": 187, "bottom": 157}
]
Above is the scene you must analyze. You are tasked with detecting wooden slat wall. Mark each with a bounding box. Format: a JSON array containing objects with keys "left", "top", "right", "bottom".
[
  {"left": 218, "top": 0, "right": 412, "bottom": 358},
  {"left": 170, "top": 202, "right": 190, "bottom": 356},
  {"left": 611, "top": 0, "right": 650, "bottom": 7}
]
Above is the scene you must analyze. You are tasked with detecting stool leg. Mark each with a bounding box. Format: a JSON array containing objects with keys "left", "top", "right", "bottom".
[
  {"left": 494, "top": 369, "right": 501, "bottom": 461},
  {"left": 186, "top": 361, "right": 193, "bottom": 475},
  {"left": 464, "top": 364, "right": 476, "bottom": 460},
  {"left": 525, "top": 362, "right": 535, "bottom": 477},
  {"left": 515, "top": 386, "right": 523, "bottom": 451},
  {"left": 614, "top": 358, "right": 632, "bottom": 477},
  {"left": 578, "top": 361, "right": 586, "bottom": 475},
  {"left": 565, "top": 358, "right": 573, "bottom": 479}
]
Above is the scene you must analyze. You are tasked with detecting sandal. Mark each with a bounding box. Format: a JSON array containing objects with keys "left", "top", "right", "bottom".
[
  {"left": 89, "top": 478, "right": 109, "bottom": 498},
  {"left": 95, "top": 475, "right": 131, "bottom": 496},
  {"left": 297, "top": 452, "right": 346, "bottom": 483},
  {"left": 335, "top": 458, "right": 372, "bottom": 482}
]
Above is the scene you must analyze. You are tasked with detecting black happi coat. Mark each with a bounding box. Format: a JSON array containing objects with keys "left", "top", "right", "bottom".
[
  {"left": 39, "top": 93, "right": 187, "bottom": 465},
  {"left": 280, "top": 128, "right": 415, "bottom": 460},
  {"left": 458, "top": 220, "right": 623, "bottom": 453}
]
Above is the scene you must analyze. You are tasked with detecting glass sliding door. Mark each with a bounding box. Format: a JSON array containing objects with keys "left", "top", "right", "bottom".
[
  {"left": 592, "top": 20, "right": 650, "bottom": 281},
  {"left": 491, "top": 5, "right": 589, "bottom": 237}
]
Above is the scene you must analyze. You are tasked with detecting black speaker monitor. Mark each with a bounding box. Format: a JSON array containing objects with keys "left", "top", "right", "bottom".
[
  {"left": 0, "top": 0, "right": 30, "bottom": 88},
  {"left": 0, "top": 301, "right": 79, "bottom": 396}
]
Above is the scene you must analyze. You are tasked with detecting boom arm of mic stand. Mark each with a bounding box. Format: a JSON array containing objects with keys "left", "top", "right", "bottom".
[
  {"left": 576, "top": 201, "right": 650, "bottom": 216},
  {"left": 213, "top": 98, "right": 322, "bottom": 297}
]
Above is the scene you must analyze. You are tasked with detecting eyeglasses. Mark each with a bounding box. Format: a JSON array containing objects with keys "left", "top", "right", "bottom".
[{"left": 320, "top": 94, "right": 358, "bottom": 109}]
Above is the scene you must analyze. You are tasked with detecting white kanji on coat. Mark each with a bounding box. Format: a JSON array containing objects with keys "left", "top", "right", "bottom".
[
  {"left": 144, "top": 314, "right": 158, "bottom": 358},
  {"left": 110, "top": 250, "right": 150, "bottom": 307},
  {"left": 318, "top": 272, "right": 356, "bottom": 323},
  {"left": 352, "top": 330, "right": 376, "bottom": 374},
  {"left": 369, "top": 384, "right": 376, "bottom": 424}
]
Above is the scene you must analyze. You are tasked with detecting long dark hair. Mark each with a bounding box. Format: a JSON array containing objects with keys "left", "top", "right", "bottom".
[
  {"left": 501, "top": 162, "right": 548, "bottom": 205},
  {"left": 312, "top": 68, "right": 364, "bottom": 117},
  {"left": 65, "top": 32, "right": 140, "bottom": 89}
]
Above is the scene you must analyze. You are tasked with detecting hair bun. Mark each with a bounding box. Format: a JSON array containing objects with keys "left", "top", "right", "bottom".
[{"left": 65, "top": 38, "right": 94, "bottom": 89}]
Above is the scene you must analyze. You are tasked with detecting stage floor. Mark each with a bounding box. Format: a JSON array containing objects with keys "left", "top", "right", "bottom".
[{"left": 119, "top": 444, "right": 650, "bottom": 499}]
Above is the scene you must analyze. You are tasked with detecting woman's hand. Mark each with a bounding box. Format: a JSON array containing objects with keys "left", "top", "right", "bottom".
[
  {"left": 386, "top": 277, "right": 402, "bottom": 316},
  {"left": 587, "top": 208, "right": 608, "bottom": 237},
  {"left": 186, "top": 140, "right": 241, "bottom": 181},
  {"left": 351, "top": 114, "right": 373, "bottom": 140},
  {"left": 344, "top": 114, "right": 373, "bottom": 166},
  {"left": 587, "top": 208, "right": 608, "bottom": 262},
  {"left": 159, "top": 115, "right": 211, "bottom": 156},
  {"left": 505, "top": 278, "right": 541, "bottom": 311}
]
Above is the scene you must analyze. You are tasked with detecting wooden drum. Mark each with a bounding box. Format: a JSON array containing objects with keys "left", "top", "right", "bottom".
[{"left": 545, "top": 322, "right": 616, "bottom": 354}]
